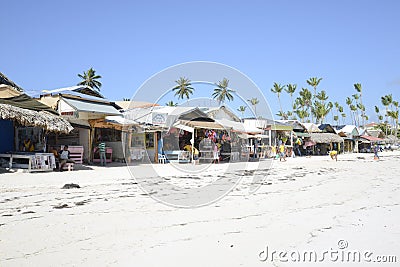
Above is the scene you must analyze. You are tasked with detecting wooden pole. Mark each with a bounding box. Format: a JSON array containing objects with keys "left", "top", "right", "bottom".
[
  {"left": 127, "top": 129, "right": 132, "bottom": 163},
  {"left": 154, "top": 131, "right": 158, "bottom": 163}
]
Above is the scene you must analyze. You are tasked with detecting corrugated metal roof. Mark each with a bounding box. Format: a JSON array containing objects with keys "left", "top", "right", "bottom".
[{"left": 64, "top": 98, "right": 121, "bottom": 115}]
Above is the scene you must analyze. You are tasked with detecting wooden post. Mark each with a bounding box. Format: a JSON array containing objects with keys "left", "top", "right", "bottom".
[
  {"left": 127, "top": 129, "right": 132, "bottom": 163},
  {"left": 290, "top": 131, "right": 293, "bottom": 147},
  {"left": 154, "top": 131, "right": 158, "bottom": 163},
  {"left": 268, "top": 129, "right": 272, "bottom": 146}
]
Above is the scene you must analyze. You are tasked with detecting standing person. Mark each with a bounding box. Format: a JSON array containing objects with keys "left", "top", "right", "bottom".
[
  {"left": 373, "top": 144, "right": 380, "bottom": 160},
  {"left": 295, "top": 137, "right": 302, "bottom": 156},
  {"left": 213, "top": 142, "right": 219, "bottom": 164},
  {"left": 270, "top": 145, "right": 276, "bottom": 159},
  {"left": 59, "top": 145, "right": 75, "bottom": 171},
  {"left": 306, "top": 146, "right": 312, "bottom": 157},
  {"left": 253, "top": 139, "right": 258, "bottom": 159},
  {"left": 279, "top": 143, "right": 286, "bottom": 162},
  {"left": 98, "top": 141, "right": 107, "bottom": 166}
]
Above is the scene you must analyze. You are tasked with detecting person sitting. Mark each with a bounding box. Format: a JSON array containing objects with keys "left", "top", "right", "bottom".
[
  {"left": 49, "top": 146, "right": 59, "bottom": 169},
  {"left": 59, "top": 145, "right": 75, "bottom": 171},
  {"left": 184, "top": 144, "right": 200, "bottom": 162},
  {"left": 23, "top": 138, "right": 35, "bottom": 152}
]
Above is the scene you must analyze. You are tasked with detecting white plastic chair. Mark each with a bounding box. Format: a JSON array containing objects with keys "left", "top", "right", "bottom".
[{"left": 158, "top": 154, "right": 166, "bottom": 164}]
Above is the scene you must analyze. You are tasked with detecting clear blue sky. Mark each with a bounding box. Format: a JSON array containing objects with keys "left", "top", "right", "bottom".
[{"left": 1, "top": 0, "right": 400, "bottom": 123}]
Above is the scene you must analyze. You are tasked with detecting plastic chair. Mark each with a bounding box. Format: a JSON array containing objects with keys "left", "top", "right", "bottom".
[{"left": 158, "top": 154, "right": 166, "bottom": 164}]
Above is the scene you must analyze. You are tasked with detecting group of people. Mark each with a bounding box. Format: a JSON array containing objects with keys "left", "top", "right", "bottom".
[
  {"left": 269, "top": 143, "right": 288, "bottom": 161},
  {"left": 49, "top": 141, "right": 107, "bottom": 171},
  {"left": 49, "top": 145, "right": 75, "bottom": 171}
]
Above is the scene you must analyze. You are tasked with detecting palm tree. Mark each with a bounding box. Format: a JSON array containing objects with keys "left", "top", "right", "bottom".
[
  {"left": 316, "top": 90, "right": 329, "bottom": 122},
  {"left": 212, "top": 78, "right": 234, "bottom": 105},
  {"left": 122, "top": 98, "right": 130, "bottom": 101},
  {"left": 334, "top": 102, "right": 340, "bottom": 126},
  {"left": 299, "top": 88, "right": 312, "bottom": 122},
  {"left": 306, "top": 77, "right": 323, "bottom": 97},
  {"left": 276, "top": 111, "right": 288, "bottom": 120},
  {"left": 316, "top": 90, "right": 328, "bottom": 104},
  {"left": 237, "top": 106, "right": 247, "bottom": 120},
  {"left": 352, "top": 94, "right": 360, "bottom": 127},
  {"left": 247, "top": 98, "right": 259, "bottom": 117},
  {"left": 327, "top": 102, "right": 334, "bottom": 124},
  {"left": 393, "top": 101, "right": 399, "bottom": 138},
  {"left": 314, "top": 101, "right": 332, "bottom": 124},
  {"left": 172, "top": 77, "right": 194, "bottom": 100},
  {"left": 350, "top": 104, "right": 358, "bottom": 125},
  {"left": 354, "top": 83, "right": 365, "bottom": 128},
  {"left": 386, "top": 94, "right": 394, "bottom": 134},
  {"left": 77, "top": 68, "right": 102, "bottom": 91},
  {"left": 271, "top": 82, "right": 285, "bottom": 115},
  {"left": 285, "top": 84, "right": 297, "bottom": 116},
  {"left": 166, "top": 101, "right": 178, "bottom": 107},
  {"left": 295, "top": 109, "right": 309, "bottom": 123},
  {"left": 381, "top": 95, "right": 391, "bottom": 136},
  {"left": 306, "top": 77, "right": 322, "bottom": 122},
  {"left": 345, "top": 97, "right": 354, "bottom": 125},
  {"left": 341, "top": 113, "right": 347, "bottom": 125}
]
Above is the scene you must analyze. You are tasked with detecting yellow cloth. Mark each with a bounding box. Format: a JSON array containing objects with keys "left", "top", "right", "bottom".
[{"left": 330, "top": 150, "right": 337, "bottom": 156}]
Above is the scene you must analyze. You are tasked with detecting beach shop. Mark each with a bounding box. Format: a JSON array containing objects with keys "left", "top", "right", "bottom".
[
  {"left": 124, "top": 106, "right": 243, "bottom": 163},
  {"left": 38, "top": 92, "right": 122, "bottom": 163},
  {"left": 0, "top": 94, "right": 73, "bottom": 172}
]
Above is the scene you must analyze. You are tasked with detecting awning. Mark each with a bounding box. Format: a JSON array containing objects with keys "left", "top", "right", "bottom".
[
  {"left": 293, "top": 132, "right": 310, "bottom": 138},
  {"left": 177, "top": 120, "right": 226, "bottom": 130},
  {"left": 64, "top": 98, "right": 121, "bottom": 115},
  {"left": 105, "top": 116, "right": 138, "bottom": 126},
  {"left": 358, "top": 135, "right": 384, "bottom": 142},
  {"left": 253, "top": 134, "right": 270, "bottom": 139},
  {"left": 265, "top": 124, "right": 293, "bottom": 131},
  {"left": 0, "top": 94, "right": 58, "bottom": 114}
]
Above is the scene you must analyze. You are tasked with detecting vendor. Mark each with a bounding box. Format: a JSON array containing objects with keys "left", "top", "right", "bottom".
[{"left": 23, "top": 138, "right": 35, "bottom": 152}]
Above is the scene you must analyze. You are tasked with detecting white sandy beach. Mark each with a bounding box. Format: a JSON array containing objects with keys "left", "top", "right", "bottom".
[{"left": 1, "top": 152, "right": 400, "bottom": 266}]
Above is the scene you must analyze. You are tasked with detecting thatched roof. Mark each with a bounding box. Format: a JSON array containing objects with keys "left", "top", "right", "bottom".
[
  {"left": 0, "top": 72, "right": 24, "bottom": 92},
  {"left": 309, "top": 133, "right": 344, "bottom": 143},
  {"left": 0, "top": 103, "right": 73, "bottom": 133}
]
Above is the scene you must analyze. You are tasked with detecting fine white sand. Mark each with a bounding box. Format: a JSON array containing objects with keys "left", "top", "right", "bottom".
[{"left": 1, "top": 151, "right": 400, "bottom": 266}]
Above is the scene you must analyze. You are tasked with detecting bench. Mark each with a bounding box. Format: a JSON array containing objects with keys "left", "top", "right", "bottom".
[
  {"left": 164, "top": 150, "right": 190, "bottom": 163},
  {"left": 60, "top": 145, "right": 84, "bottom": 171},
  {"left": 93, "top": 147, "right": 112, "bottom": 163}
]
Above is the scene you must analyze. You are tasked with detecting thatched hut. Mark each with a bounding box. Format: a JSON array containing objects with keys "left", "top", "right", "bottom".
[
  {"left": 309, "top": 133, "right": 344, "bottom": 155},
  {"left": 0, "top": 73, "right": 73, "bottom": 153},
  {"left": 309, "top": 133, "right": 344, "bottom": 144}
]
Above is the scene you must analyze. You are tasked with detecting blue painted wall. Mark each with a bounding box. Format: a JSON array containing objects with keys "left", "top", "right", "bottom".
[{"left": 0, "top": 120, "right": 14, "bottom": 153}]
